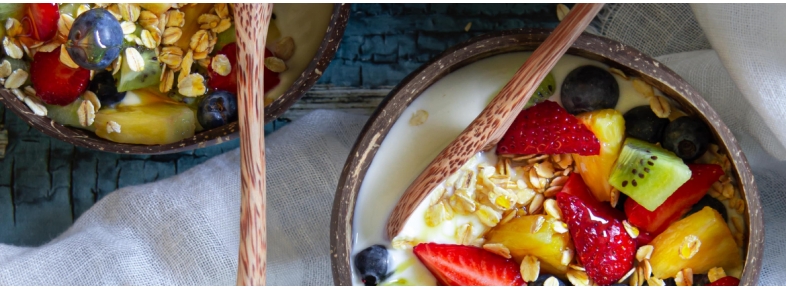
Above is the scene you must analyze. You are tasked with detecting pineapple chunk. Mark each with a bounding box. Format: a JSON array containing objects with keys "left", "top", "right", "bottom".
[
  {"left": 117, "top": 88, "right": 180, "bottom": 107},
  {"left": 174, "top": 4, "right": 214, "bottom": 51},
  {"left": 139, "top": 3, "right": 172, "bottom": 14},
  {"left": 94, "top": 102, "right": 196, "bottom": 145},
  {"left": 485, "top": 215, "right": 574, "bottom": 276},
  {"left": 572, "top": 109, "right": 625, "bottom": 202},
  {"left": 650, "top": 207, "right": 743, "bottom": 279}
]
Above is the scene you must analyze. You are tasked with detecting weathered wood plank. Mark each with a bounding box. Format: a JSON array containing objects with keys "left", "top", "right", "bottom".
[
  {"left": 71, "top": 148, "right": 98, "bottom": 219},
  {"left": 282, "top": 86, "right": 391, "bottom": 120}
]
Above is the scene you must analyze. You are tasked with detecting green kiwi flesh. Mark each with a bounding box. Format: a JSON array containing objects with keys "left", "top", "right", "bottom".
[
  {"left": 45, "top": 98, "right": 96, "bottom": 132},
  {"left": 609, "top": 137, "right": 691, "bottom": 211},
  {"left": 118, "top": 49, "right": 162, "bottom": 93},
  {"left": 525, "top": 72, "right": 556, "bottom": 108}
]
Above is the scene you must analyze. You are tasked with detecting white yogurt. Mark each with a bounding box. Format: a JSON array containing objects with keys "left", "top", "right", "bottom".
[{"left": 350, "top": 52, "right": 654, "bottom": 285}]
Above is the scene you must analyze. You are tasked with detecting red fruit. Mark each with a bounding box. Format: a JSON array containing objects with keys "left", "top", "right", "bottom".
[
  {"left": 560, "top": 173, "right": 625, "bottom": 221},
  {"left": 636, "top": 231, "right": 655, "bottom": 248},
  {"left": 625, "top": 164, "right": 724, "bottom": 235},
  {"left": 557, "top": 192, "right": 635, "bottom": 285},
  {"left": 261, "top": 48, "right": 281, "bottom": 93},
  {"left": 497, "top": 100, "right": 600, "bottom": 156},
  {"left": 208, "top": 43, "right": 280, "bottom": 95},
  {"left": 30, "top": 49, "right": 90, "bottom": 105},
  {"left": 22, "top": 3, "right": 59, "bottom": 42},
  {"left": 412, "top": 243, "right": 525, "bottom": 286},
  {"left": 708, "top": 276, "right": 740, "bottom": 286}
]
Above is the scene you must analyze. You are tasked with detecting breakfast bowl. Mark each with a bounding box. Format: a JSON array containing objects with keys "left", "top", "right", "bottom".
[
  {"left": 0, "top": 3, "right": 349, "bottom": 154},
  {"left": 330, "top": 29, "right": 763, "bottom": 286}
]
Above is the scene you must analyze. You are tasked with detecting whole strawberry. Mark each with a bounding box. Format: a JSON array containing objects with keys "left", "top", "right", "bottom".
[
  {"left": 557, "top": 192, "right": 635, "bottom": 285},
  {"left": 496, "top": 100, "right": 600, "bottom": 156},
  {"left": 30, "top": 48, "right": 90, "bottom": 105}
]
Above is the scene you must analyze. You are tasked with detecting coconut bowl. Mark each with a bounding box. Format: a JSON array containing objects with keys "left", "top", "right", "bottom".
[
  {"left": 330, "top": 29, "right": 763, "bottom": 285},
  {"left": 0, "top": 3, "right": 350, "bottom": 154}
]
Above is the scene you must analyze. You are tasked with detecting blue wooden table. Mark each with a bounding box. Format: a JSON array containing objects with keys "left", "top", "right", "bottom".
[{"left": 0, "top": 3, "right": 561, "bottom": 246}]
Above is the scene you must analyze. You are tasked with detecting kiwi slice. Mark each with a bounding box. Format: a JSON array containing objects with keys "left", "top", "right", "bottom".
[
  {"left": 2, "top": 57, "right": 31, "bottom": 86},
  {"left": 2, "top": 57, "right": 28, "bottom": 72},
  {"left": 117, "top": 48, "right": 162, "bottom": 93},
  {"left": 608, "top": 138, "right": 691, "bottom": 211},
  {"left": 215, "top": 25, "right": 236, "bottom": 51},
  {"left": 45, "top": 98, "right": 97, "bottom": 132},
  {"left": 525, "top": 72, "right": 556, "bottom": 108}
]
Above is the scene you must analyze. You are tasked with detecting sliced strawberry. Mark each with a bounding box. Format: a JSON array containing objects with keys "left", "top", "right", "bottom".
[
  {"left": 708, "top": 276, "right": 740, "bottom": 286},
  {"left": 497, "top": 100, "right": 600, "bottom": 156},
  {"left": 21, "top": 3, "right": 59, "bottom": 42},
  {"left": 412, "top": 243, "right": 525, "bottom": 286},
  {"left": 30, "top": 49, "right": 90, "bottom": 105},
  {"left": 560, "top": 173, "right": 625, "bottom": 221},
  {"left": 625, "top": 164, "right": 724, "bottom": 235},
  {"left": 207, "top": 43, "right": 280, "bottom": 95},
  {"left": 557, "top": 192, "right": 635, "bottom": 285}
]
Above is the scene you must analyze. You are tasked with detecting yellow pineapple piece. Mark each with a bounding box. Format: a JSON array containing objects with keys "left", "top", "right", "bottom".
[
  {"left": 174, "top": 4, "right": 214, "bottom": 51},
  {"left": 485, "top": 214, "right": 574, "bottom": 276},
  {"left": 116, "top": 88, "right": 181, "bottom": 107},
  {"left": 649, "top": 207, "right": 743, "bottom": 279},
  {"left": 94, "top": 102, "right": 196, "bottom": 145},
  {"left": 139, "top": 3, "right": 173, "bottom": 15},
  {"left": 572, "top": 109, "right": 625, "bottom": 202}
]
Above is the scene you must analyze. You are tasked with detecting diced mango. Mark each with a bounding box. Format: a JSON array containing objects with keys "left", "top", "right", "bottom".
[
  {"left": 484, "top": 215, "right": 574, "bottom": 276},
  {"left": 649, "top": 207, "right": 743, "bottom": 279}
]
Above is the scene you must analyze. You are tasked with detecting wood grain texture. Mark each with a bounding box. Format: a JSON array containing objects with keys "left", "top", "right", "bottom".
[
  {"left": 385, "top": 3, "right": 604, "bottom": 239},
  {"left": 234, "top": 3, "right": 272, "bottom": 286},
  {"left": 330, "top": 29, "right": 762, "bottom": 285}
]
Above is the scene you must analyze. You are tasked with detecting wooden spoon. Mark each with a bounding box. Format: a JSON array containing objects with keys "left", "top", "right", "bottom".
[
  {"left": 234, "top": 3, "right": 273, "bottom": 286},
  {"left": 386, "top": 3, "right": 604, "bottom": 239}
]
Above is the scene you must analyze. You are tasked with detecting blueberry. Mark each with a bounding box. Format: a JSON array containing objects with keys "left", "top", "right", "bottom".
[
  {"left": 66, "top": 8, "right": 123, "bottom": 70},
  {"left": 662, "top": 116, "right": 712, "bottom": 161},
  {"left": 529, "top": 274, "right": 567, "bottom": 286},
  {"left": 88, "top": 71, "right": 125, "bottom": 107},
  {"left": 624, "top": 106, "right": 670, "bottom": 144},
  {"left": 560, "top": 65, "right": 619, "bottom": 115},
  {"left": 197, "top": 90, "right": 238, "bottom": 130},
  {"left": 354, "top": 245, "right": 389, "bottom": 286},
  {"left": 686, "top": 195, "right": 728, "bottom": 222}
]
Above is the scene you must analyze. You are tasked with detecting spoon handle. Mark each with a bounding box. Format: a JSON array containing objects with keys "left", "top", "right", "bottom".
[
  {"left": 386, "top": 3, "right": 604, "bottom": 239},
  {"left": 234, "top": 3, "right": 273, "bottom": 286}
]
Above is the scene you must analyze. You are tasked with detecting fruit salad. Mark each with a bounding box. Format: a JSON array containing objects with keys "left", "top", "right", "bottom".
[
  {"left": 0, "top": 3, "right": 327, "bottom": 145},
  {"left": 351, "top": 53, "right": 746, "bottom": 286}
]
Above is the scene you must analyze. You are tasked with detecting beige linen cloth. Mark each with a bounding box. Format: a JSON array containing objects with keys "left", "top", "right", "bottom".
[{"left": 0, "top": 4, "right": 783, "bottom": 285}]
